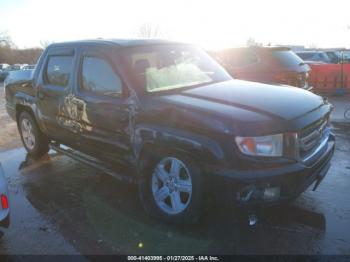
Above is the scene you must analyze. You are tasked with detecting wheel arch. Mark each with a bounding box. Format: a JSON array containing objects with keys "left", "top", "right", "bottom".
[
  {"left": 15, "top": 102, "right": 49, "bottom": 157},
  {"left": 137, "top": 142, "right": 193, "bottom": 174},
  {"left": 134, "top": 126, "right": 226, "bottom": 179},
  {"left": 15, "top": 104, "right": 43, "bottom": 134},
  {"left": 16, "top": 104, "right": 35, "bottom": 121},
  {"left": 14, "top": 92, "right": 38, "bottom": 121}
]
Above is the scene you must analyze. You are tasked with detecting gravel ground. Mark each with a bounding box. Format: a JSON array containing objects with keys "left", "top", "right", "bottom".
[{"left": 0, "top": 82, "right": 22, "bottom": 150}]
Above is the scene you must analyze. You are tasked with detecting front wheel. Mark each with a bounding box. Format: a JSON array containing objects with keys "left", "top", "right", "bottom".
[
  {"left": 139, "top": 154, "right": 203, "bottom": 224},
  {"left": 18, "top": 111, "right": 49, "bottom": 157}
]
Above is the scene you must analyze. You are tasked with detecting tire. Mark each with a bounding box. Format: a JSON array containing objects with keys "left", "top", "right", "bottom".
[
  {"left": 18, "top": 111, "right": 49, "bottom": 158},
  {"left": 138, "top": 151, "right": 203, "bottom": 224}
]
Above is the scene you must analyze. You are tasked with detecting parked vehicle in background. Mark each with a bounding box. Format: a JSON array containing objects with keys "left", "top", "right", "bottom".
[
  {"left": 295, "top": 51, "right": 332, "bottom": 64},
  {"left": 0, "top": 63, "right": 10, "bottom": 71},
  {"left": 11, "top": 64, "right": 24, "bottom": 70},
  {"left": 5, "top": 39, "right": 335, "bottom": 224},
  {"left": 0, "top": 68, "right": 10, "bottom": 81},
  {"left": 211, "top": 46, "right": 311, "bottom": 90},
  {"left": 22, "top": 64, "right": 36, "bottom": 70},
  {"left": 0, "top": 164, "right": 10, "bottom": 229},
  {"left": 324, "top": 50, "right": 343, "bottom": 64},
  {"left": 0, "top": 64, "right": 10, "bottom": 81},
  {"left": 341, "top": 50, "right": 350, "bottom": 60},
  {"left": 0, "top": 64, "right": 22, "bottom": 81}
]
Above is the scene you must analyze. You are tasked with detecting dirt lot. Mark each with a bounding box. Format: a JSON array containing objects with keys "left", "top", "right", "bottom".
[
  {"left": 0, "top": 82, "right": 349, "bottom": 255},
  {"left": 0, "top": 84, "right": 21, "bottom": 150}
]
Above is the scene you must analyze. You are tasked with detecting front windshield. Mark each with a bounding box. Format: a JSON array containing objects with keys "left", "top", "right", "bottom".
[{"left": 123, "top": 44, "right": 232, "bottom": 93}]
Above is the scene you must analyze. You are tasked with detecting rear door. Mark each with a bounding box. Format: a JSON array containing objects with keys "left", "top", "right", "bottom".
[
  {"left": 36, "top": 47, "right": 79, "bottom": 146},
  {"left": 72, "top": 45, "right": 132, "bottom": 162}
]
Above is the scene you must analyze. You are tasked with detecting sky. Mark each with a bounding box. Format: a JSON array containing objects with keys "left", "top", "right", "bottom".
[{"left": 1, "top": 0, "right": 350, "bottom": 49}]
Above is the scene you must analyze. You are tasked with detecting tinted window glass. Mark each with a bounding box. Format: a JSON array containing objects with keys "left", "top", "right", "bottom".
[
  {"left": 344, "top": 51, "right": 350, "bottom": 59},
  {"left": 296, "top": 53, "right": 314, "bottom": 60},
  {"left": 326, "top": 52, "right": 340, "bottom": 63},
  {"left": 272, "top": 50, "right": 304, "bottom": 67},
  {"left": 320, "top": 53, "right": 331, "bottom": 63},
  {"left": 81, "top": 56, "right": 122, "bottom": 95},
  {"left": 46, "top": 56, "right": 73, "bottom": 87}
]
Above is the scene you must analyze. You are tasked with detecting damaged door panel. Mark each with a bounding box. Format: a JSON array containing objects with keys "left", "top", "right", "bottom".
[{"left": 73, "top": 46, "right": 133, "bottom": 163}]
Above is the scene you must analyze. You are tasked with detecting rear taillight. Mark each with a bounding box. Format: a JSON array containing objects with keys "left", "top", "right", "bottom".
[
  {"left": 1, "top": 195, "right": 9, "bottom": 209},
  {"left": 275, "top": 71, "right": 309, "bottom": 88}
]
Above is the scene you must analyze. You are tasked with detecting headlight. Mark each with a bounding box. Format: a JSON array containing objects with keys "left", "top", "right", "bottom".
[{"left": 235, "top": 134, "right": 283, "bottom": 157}]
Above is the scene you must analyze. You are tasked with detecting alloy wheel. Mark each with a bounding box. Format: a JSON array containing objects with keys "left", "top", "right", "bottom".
[
  {"left": 21, "top": 118, "right": 36, "bottom": 150},
  {"left": 151, "top": 157, "right": 192, "bottom": 215}
]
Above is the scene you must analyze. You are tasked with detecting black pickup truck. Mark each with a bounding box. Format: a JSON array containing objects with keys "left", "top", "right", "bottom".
[{"left": 5, "top": 39, "right": 335, "bottom": 223}]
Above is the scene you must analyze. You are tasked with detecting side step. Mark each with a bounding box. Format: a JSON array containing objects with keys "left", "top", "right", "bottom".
[{"left": 49, "top": 143, "right": 134, "bottom": 183}]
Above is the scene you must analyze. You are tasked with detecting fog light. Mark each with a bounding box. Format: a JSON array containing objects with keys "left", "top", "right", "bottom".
[{"left": 263, "top": 187, "right": 280, "bottom": 200}]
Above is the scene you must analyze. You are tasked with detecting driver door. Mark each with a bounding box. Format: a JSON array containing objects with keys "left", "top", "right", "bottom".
[{"left": 72, "top": 46, "right": 133, "bottom": 163}]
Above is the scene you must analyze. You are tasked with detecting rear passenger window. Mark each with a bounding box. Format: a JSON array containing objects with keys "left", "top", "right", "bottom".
[
  {"left": 81, "top": 56, "right": 122, "bottom": 95},
  {"left": 46, "top": 56, "right": 73, "bottom": 87}
]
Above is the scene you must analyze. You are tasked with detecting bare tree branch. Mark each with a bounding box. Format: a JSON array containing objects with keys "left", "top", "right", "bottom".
[
  {"left": 137, "top": 24, "right": 164, "bottom": 38},
  {"left": 0, "top": 32, "right": 43, "bottom": 64},
  {"left": 40, "top": 40, "right": 53, "bottom": 49},
  {"left": 246, "top": 37, "right": 263, "bottom": 47},
  {"left": 0, "top": 31, "right": 13, "bottom": 47}
]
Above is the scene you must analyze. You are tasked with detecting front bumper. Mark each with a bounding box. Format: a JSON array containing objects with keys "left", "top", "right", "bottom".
[{"left": 210, "top": 134, "right": 335, "bottom": 206}]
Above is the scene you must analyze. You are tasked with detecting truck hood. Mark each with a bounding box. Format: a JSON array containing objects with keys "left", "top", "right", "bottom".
[
  {"left": 167, "top": 80, "right": 324, "bottom": 121},
  {"left": 154, "top": 80, "right": 328, "bottom": 135}
]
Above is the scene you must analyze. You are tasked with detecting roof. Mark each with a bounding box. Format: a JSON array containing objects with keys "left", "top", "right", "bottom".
[
  {"left": 295, "top": 51, "right": 326, "bottom": 54},
  {"left": 48, "top": 38, "right": 184, "bottom": 48},
  {"left": 250, "top": 46, "right": 291, "bottom": 51},
  {"left": 212, "top": 46, "right": 291, "bottom": 52}
]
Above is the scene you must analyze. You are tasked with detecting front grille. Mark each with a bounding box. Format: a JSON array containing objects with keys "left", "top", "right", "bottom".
[{"left": 298, "top": 117, "right": 328, "bottom": 159}]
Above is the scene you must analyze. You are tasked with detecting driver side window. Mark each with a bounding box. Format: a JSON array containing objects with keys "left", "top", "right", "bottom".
[{"left": 81, "top": 56, "right": 122, "bottom": 96}]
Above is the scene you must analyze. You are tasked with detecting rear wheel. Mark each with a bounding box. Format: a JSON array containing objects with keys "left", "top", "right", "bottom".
[
  {"left": 18, "top": 111, "right": 49, "bottom": 157},
  {"left": 139, "top": 153, "right": 203, "bottom": 224}
]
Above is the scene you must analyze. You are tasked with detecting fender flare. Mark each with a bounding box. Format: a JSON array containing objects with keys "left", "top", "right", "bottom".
[
  {"left": 14, "top": 92, "right": 37, "bottom": 117},
  {"left": 133, "top": 124, "right": 225, "bottom": 166},
  {"left": 13, "top": 92, "right": 46, "bottom": 132}
]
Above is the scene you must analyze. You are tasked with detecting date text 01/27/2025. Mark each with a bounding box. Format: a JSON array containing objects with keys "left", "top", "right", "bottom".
[{"left": 127, "top": 255, "right": 219, "bottom": 261}]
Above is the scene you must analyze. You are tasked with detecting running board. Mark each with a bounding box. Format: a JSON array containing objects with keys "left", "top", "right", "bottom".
[{"left": 49, "top": 143, "right": 134, "bottom": 183}]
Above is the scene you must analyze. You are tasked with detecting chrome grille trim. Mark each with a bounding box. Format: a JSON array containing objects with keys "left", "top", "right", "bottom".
[
  {"left": 299, "top": 120, "right": 327, "bottom": 151},
  {"left": 302, "top": 132, "right": 329, "bottom": 162},
  {"left": 298, "top": 117, "right": 330, "bottom": 161}
]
